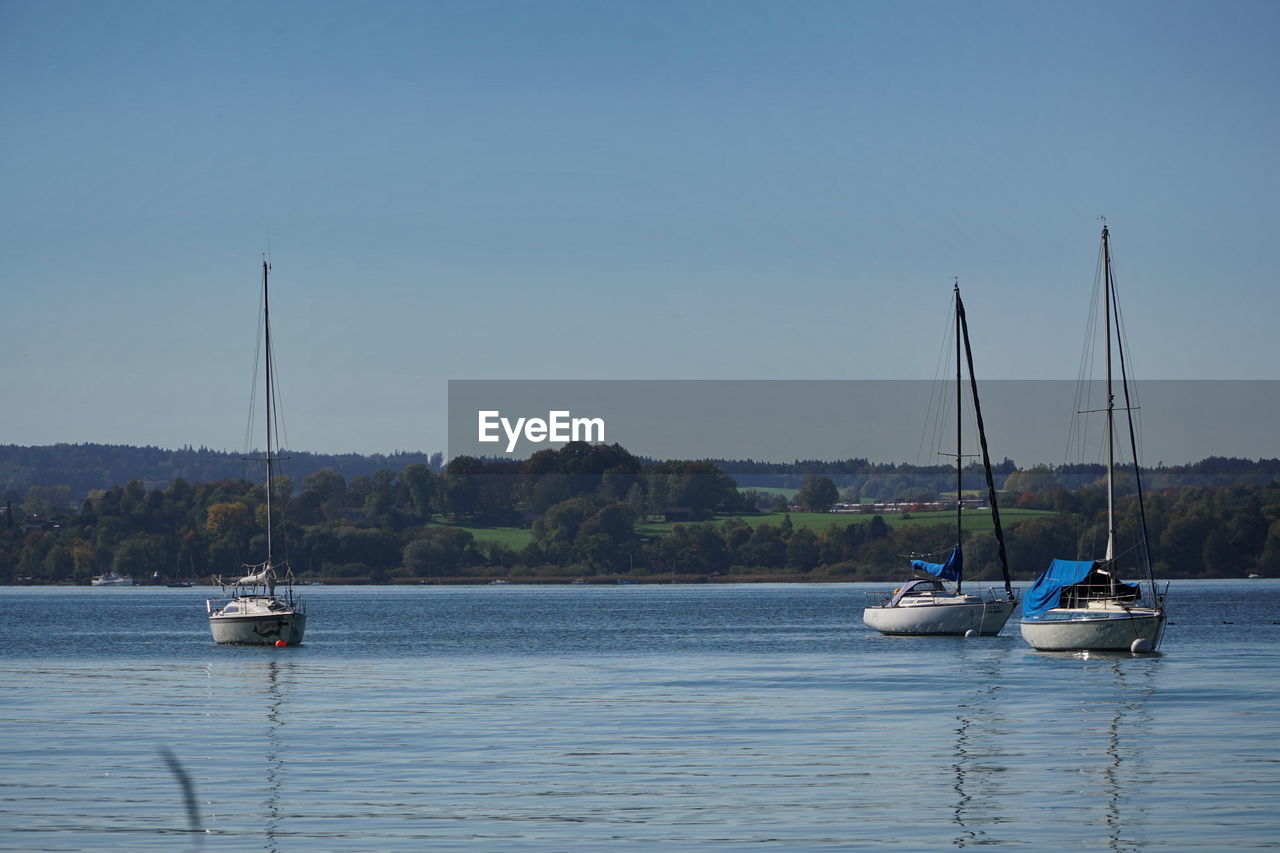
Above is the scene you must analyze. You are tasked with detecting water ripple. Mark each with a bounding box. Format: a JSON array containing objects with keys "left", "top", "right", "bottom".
[{"left": 1, "top": 582, "right": 1277, "bottom": 850}]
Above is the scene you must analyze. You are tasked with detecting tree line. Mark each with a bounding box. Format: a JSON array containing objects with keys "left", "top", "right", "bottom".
[
  {"left": 6, "top": 443, "right": 1277, "bottom": 508},
  {"left": 0, "top": 443, "right": 444, "bottom": 503},
  {"left": 3, "top": 442, "right": 1278, "bottom": 584}
]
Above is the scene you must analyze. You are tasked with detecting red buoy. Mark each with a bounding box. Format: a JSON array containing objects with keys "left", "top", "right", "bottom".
[{"left": 275, "top": 640, "right": 287, "bottom": 647}]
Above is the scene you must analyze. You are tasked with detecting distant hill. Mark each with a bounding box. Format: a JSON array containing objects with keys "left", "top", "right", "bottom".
[
  {"left": 0, "top": 443, "right": 444, "bottom": 501},
  {"left": 706, "top": 455, "right": 1280, "bottom": 495},
  {"left": 3, "top": 443, "right": 1277, "bottom": 507}
]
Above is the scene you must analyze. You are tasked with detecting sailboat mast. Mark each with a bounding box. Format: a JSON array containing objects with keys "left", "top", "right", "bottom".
[
  {"left": 262, "top": 259, "right": 275, "bottom": 568},
  {"left": 954, "top": 283, "right": 963, "bottom": 593},
  {"left": 1102, "top": 227, "right": 1118, "bottom": 597},
  {"left": 956, "top": 288, "right": 1013, "bottom": 597}
]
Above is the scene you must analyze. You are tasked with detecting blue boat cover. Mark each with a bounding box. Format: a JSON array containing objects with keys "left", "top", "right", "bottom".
[
  {"left": 1022, "top": 559, "right": 1095, "bottom": 620},
  {"left": 911, "top": 546, "right": 962, "bottom": 582},
  {"left": 1022, "top": 559, "right": 1140, "bottom": 620}
]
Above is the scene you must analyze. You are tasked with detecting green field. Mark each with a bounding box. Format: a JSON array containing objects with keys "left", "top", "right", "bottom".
[
  {"left": 448, "top": 507, "right": 1058, "bottom": 550},
  {"left": 637, "top": 508, "right": 1055, "bottom": 537},
  {"left": 743, "top": 486, "right": 799, "bottom": 498},
  {"left": 429, "top": 523, "right": 534, "bottom": 550}
]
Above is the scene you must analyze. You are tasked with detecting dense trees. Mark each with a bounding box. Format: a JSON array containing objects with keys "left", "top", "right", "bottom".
[
  {"left": 1, "top": 442, "right": 718, "bottom": 582},
  {"left": 0, "top": 443, "right": 445, "bottom": 502},
  {"left": 796, "top": 475, "right": 839, "bottom": 512},
  {"left": 403, "top": 528, "right": 482, "bottom": 578},
  {"left": 2, "top": 442, "right": 1278, "bottom": 584}
]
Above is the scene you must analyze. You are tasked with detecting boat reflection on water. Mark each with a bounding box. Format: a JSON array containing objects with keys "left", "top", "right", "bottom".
[
  {"left": 197, "top": 658, "right": 290, "bottom": 852},
  {"left": 263, "top": 659, "right": 284, "bottom": 853},
  {"left": 1094, "top": 658, "right": 1157, "bottom": 852},
  {"left": 946, "top": 649, "right": 1158, "bottom": 850},
  {"left": 950, "top": 645, "right": 1014, "bottom": 847}
]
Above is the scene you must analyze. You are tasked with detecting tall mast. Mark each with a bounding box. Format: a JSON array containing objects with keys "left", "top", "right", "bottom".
[
  {"left": 1102, "top": 227, "right": 1117, "bottom": 599},
  {"left": 954, "top": 282, "right": 963, "bottom": 593},
  {"left": 1102, "top": 228, "right": 1115, "bottom": 559},
  {"left": 262, "top": 259, "right": 275, "bottom": 568},
  {"left": 956, "top": 287, "right": 1013, "bottom": 597}
]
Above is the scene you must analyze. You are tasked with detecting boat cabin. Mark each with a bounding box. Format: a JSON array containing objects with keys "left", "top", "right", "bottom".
[
  {"left": 214, "top": 596, "right": 293, "bottom": 617},
  {"left": 888, "top": 578, "right": 947, "bottom": 606}
]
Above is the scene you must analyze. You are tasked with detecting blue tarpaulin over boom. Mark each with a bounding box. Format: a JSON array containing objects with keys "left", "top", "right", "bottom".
[
  {"left": 1021, "top": 559, "right": 1142, "bottom": 620},
  {"left": 1022, "top": 559, "right": 1095, "bottom": 620},
  {"left": 911, "top": 547, "right": 962, "bottom": 582}
]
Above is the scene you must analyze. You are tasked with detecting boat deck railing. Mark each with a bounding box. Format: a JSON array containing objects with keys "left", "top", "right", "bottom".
[
  {"left": 864, "top": 584, "right": 1017, "bottom": 608},
  {"left": 206, "top": 592, "right": 307, "bottom": 613},
  {"left": 206, "top": 582, "right": 306, "bottom": 612}
]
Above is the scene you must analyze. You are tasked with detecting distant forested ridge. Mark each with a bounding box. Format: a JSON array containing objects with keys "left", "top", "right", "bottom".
[
  {"left": 3, "top": 441, "right": 1280, "bottom": 586},
  {"left": 711, "top": 457, "right": 1018, "bottom": 498},
  {"left": 711, "top": 455, "right": 1280, "bottom": 497},
  {"left": 3, "top": 443, "right": 1278, "bottom": 511},
  {"left": 0, "top": 443, "right": 444, "bottom": 501}
]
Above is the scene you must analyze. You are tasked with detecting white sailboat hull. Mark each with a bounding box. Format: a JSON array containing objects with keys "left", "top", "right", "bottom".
[
  {"left": 208, "top": 595, "right": 306, "bottom": 645},
  {"left": 863, "top": 597, "right": 1016, "bottom": 636},
  {"left": 209, "top": 611, "right": 306, "bottom": 645},
  {"left": 1020, "top": 608, "right": 1164, "bottom": 652}
]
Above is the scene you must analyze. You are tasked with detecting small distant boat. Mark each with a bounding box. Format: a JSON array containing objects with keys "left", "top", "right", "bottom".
[
  {"left": 1019, "top": 226, "right": 1167, "bottom": 653},
  {"left": 91, "top": 572, "right": 134, "bottom": 586},
  {"left": 863, "top": 284, "right": 1018, "bottom": 636},
  {"left": 165, "top": 555, "right": 196, "bottom": 587},
  {"left": 206, "top": 260, "right": 307, "bottom": 646},
  {"left": 489, "top": 579, "right": 510, "bottom": 585},
  {"left": 1248, "top": 573, "right": 1261, "bottom": 579}
]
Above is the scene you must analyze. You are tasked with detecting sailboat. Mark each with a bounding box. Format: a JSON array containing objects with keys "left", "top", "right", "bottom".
[
  {"left": 1019, "top": 226, "right": 1167, "bottom": 653},
  {"left": 863, "top": 285, "right": 1018, "bottom": 636},
  {"left": 206, "top": 260, "right": 308, "bottom": 645},
  {"left": 165, "top": 553, "right": 195, "bottom": 587}
]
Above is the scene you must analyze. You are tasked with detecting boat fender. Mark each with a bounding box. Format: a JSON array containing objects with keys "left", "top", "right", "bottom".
[
  {"left": 1129, "top": 638, "right": 1151, "bottom": 654},
  {"left": 964, "top": 629, "right": 977, "bottom": 638}
]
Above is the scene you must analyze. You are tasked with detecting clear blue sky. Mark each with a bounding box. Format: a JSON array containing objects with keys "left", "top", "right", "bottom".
[{"left": 2, "top": 0, "right": 1276, "bottom": 457}]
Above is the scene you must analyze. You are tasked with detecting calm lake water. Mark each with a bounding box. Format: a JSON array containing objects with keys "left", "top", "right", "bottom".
[{"left": 1, "top": 581, "right": 1277, "bottom": 851}]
